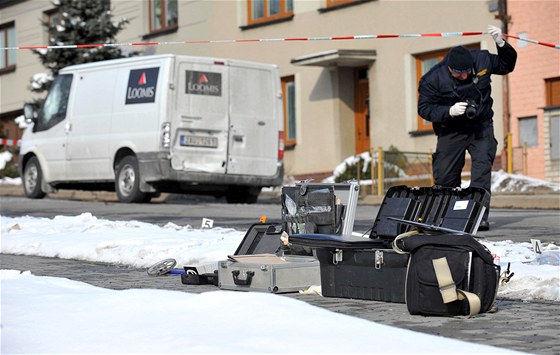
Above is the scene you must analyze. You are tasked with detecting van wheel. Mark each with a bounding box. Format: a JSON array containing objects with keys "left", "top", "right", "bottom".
[
  {"left": 225, "top": 187, "right": 260, "bottom": 204},
  {"left": 115, "top": 156, "right": 147, "bottom": 203},
  {"left": 23, "top": 156, "right": 46, "bottom": 199}
]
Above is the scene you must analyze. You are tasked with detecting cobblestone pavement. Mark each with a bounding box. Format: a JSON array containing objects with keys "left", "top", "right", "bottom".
[{"left": 2, "top": 253, "right": 559, "bottom": 355}]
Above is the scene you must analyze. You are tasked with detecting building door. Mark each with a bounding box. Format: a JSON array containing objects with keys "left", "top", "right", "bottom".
[{"left": 354, "top": 67, "right": 370, "bottom": 154}]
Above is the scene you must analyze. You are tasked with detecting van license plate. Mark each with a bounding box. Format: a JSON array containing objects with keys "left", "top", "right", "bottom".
[{"left": 180, "top": 135, "right": 218, "bottom": 148}]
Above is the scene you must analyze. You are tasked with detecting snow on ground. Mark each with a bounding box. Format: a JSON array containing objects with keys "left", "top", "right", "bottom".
[
  {"left": 491, "top": 170, "right": 560, "bottom": 193},
  {"left": 1, "top": 268, "right": 524, "bottom": 355}
]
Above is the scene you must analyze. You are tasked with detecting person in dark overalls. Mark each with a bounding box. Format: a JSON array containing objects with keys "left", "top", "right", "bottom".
[{"left": 418, "top": 25, "right": 517, "bottom": 231}]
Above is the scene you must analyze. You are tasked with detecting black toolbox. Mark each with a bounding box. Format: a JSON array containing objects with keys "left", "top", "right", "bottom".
[{"left": 289, "top": 185, "right": 490, "bottom": 303}]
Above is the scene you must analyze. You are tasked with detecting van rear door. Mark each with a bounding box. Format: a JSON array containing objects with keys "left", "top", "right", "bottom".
[
  {"left": 173, "top": 59, "right": 229, "bottom": 174},
  {"left": 227, "top": 63, "right": 280, "bottom": 176}
]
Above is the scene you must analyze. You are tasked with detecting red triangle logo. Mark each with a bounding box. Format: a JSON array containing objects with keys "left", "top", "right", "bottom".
[
  {"left": 138, "top": 72, "right": 147, "bottom": 85},
  {"left": 199, "top": 74, "right": 208, "bottom": 83}
]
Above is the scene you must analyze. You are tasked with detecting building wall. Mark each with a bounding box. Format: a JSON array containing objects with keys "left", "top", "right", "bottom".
[
  {"left": 507, "top": 0, "right": 560, "bottom": 179},
  {"left": 0, "top": 1, "right": 52, "bottom": 114},
  {"left": 1, "top": 0, "right": 507, "bottom": 179}
]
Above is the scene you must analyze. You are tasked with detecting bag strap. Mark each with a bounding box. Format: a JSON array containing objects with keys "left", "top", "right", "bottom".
[
  {"left": 391, "top": 229, "right": 419, "bottom": 254},
  {"left": 432, "top": 257, "right": 481, "bottom": 317},
  {"left": 396, "top": 234, "right": 495, "bottom": 265}
]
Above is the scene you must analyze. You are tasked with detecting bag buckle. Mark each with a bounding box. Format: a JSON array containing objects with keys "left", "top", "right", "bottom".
[
  {"left": 439, "top": 283, "right": 459, "bottom": 303},
  {"left": 432, "top": 257, "right": 459, "bottom": 303}
]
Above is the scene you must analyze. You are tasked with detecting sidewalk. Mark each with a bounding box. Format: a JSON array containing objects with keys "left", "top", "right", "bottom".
[{"left": 1, "top": 183, "right": 559, "bottom": 209}]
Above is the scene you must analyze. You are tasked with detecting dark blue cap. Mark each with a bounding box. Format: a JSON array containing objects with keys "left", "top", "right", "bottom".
[{"left": 448, "top": 46, "right": 473, "bottom": 73}]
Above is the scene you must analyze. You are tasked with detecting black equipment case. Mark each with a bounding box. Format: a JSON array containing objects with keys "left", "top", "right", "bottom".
[{"left": 289, "top": 185, "right": 490, "bottom": 303}]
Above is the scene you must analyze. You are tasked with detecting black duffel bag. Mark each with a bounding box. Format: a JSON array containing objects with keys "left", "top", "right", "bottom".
[{"left": 394, "top": 234, "right": 500, "bottom": 317}]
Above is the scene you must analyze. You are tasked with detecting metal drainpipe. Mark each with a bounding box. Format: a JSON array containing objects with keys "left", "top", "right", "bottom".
[{"left": 497, "top": 0, "right": 512, "bottom": 170}]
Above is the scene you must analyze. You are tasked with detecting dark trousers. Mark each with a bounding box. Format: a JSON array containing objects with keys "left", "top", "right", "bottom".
[{"left": 432, "top": 126, "right": 497, "bottom": 221}]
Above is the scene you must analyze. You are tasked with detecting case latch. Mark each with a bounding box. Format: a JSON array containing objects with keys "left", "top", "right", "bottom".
[
  {"left": 333, "top": 249, "right": 343, "bottom": 265},
  {"left": 375, "top": 250, "right": 384, "bottom": 270}
]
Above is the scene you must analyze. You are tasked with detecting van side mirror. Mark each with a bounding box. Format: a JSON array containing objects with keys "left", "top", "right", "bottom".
[{"left": 23, "top": 103, "right": 37, "bottom": 123}]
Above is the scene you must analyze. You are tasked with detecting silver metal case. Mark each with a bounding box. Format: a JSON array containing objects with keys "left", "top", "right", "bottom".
[{"left": 218, "top": 255, "right": 320, "bottom": 293}]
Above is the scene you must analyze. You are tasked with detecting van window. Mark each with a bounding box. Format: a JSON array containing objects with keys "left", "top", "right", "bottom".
[{"left": 35, "top": 74, "right": 73, "bottom": 132}]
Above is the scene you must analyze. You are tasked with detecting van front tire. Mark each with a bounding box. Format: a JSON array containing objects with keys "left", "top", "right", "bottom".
[
  {"left": 23, "top": 156, "right": 46, "bottom": 199},
  {"left": 115, "top": 156, "right": 147, "bottom": 203}
]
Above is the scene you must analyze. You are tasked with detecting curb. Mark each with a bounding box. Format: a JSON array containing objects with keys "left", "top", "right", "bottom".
[
  {"left": 0, "top": 184, "right": 168, "bottom": 203},
  {"left": 1, "top": 184, "right": 559, "bottom": 210}
]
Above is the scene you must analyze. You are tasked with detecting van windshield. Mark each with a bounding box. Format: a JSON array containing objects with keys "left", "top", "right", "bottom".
[{"left": 36, "top": 74, "right": 73, "bottom": 132}]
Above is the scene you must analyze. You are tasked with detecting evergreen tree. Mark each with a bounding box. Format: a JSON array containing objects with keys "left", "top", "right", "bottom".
[{"left": 31, "top": 0, "right": 134, "bottom": 93}]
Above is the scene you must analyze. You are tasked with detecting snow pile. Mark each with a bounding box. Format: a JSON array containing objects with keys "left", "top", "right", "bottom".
[
  {"left": 0, "top": 150, "right": 12, "bottom": 170},
  {"left": 491, "top": 170, "right": 560, "bottom": 193},
  {"left": 1, "top": 269, "right": 524, "bottom": 354}
]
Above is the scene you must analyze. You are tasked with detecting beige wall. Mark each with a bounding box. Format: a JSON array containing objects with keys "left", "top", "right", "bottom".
[
  {"left": 1, "top": 1, "right": 51, "bottom": 113},
  {"left": 1, "top": 0, "right": 507, "bottom": 179}
]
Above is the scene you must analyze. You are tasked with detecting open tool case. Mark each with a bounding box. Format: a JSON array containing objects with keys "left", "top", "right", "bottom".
[{"left": 289, "top": 185, "right": 490, "bottom": 303}]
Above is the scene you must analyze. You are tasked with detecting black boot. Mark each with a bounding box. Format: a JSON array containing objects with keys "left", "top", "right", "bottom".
[{"left": 478, "top": 220, "right": 490, "bottom": 231}]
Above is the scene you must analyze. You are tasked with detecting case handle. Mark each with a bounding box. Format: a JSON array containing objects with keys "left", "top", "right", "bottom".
[{"left": 232, "top": 270, "right": 254, "bottom": 286}]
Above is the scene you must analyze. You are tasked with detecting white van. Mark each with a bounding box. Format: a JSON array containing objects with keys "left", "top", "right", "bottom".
[{"left": 19, "top": 54, "right": 284, "bottom": 203}]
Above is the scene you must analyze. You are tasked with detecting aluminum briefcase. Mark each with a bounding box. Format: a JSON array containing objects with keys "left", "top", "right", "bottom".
[
  {"left": 218, "top": 223, "right": 320, "bottom": 293},
  {"left": 182, "top": 223, "right": 281, "bottom": 286},
  {"left": 218, "top": 254, "right": 320, "bottom": 293}
]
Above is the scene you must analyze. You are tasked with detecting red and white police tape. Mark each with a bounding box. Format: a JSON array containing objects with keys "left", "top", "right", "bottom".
[
  {"left": 1, "top": 31, "right": 558, "bottom": 50},
  {"left": 0, "top": 139, "right": 20, "bottom": 147}
]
